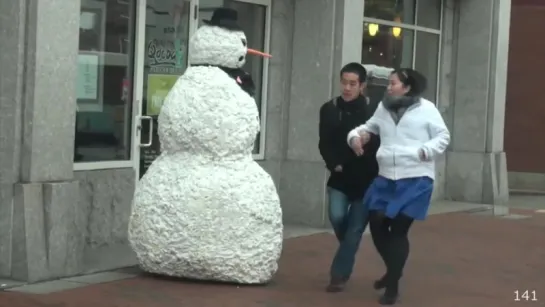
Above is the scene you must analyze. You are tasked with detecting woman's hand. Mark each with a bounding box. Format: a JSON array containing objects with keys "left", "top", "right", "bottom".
[
  {"left": 418, "top": 148, "right": 429, "bottom": 161},
  {"left": 359, "top": 131, "right": 371, "bottom": 145},
  {"left": 350, "top": 136, "right": 365, "bottom": 156}
]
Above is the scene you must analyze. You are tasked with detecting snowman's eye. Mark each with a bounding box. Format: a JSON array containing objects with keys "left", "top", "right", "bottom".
[{"left": 241, "top": 38, "right": 247, "bottom": 47}]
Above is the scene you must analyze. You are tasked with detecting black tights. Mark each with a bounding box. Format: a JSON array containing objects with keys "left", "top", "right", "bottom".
[{"left": 369, "top": 210, "right": 414, "bottom": 293}]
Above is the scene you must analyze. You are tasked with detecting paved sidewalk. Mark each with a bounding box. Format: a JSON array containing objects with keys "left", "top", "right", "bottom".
[{"left": 1, "top": 208, "right": 544, "bottom": 307}]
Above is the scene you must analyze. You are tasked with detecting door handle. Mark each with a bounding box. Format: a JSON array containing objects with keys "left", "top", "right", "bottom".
[{"left": 139, "top": 115, "right": 154, "bottom": 147}]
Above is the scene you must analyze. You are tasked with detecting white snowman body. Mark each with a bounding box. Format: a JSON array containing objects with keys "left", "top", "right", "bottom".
[{"left": 128, "top": 23, "right": 283, "bottom": 284}]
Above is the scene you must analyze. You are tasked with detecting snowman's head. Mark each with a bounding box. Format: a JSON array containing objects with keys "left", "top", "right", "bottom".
[{"left": 189, "top": 8, "right": 270, "bottom": 69}]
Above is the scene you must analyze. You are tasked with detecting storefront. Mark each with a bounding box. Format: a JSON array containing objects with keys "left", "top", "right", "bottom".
[
  {"left": 504, "top": 0, "right": 545, "bottom": 191},
  {"left": 0, "top": 0, "right": 511, "bottom": 282}
]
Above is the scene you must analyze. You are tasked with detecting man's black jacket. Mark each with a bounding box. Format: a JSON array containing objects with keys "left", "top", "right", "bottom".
[{"left": 318, "top": 95, "right": 380, "bottom": 201}]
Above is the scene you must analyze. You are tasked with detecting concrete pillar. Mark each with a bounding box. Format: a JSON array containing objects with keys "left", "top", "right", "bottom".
[
  {"left": 279, "top": 0, "right": 364, "bottom": 227},
  {"left": 444, "top": 0, "right": 510, "bottom": 214},
  {"left": 0, "top": 0, "right": 84, "bottom": 281},
  {"left": 0, "top": 0, "right": 25, "bottom": 278},
  {"left": 258, "top": 0, "right": 295, "bottom": 185},
  {"left": 341, "top": 0, "right": 364, "bottom": 63},
  {"left": 21, "top": 0, "right": 80, "bottom": 181},
  {"left": 433, "top": 0, "right": 456, "bottom": 200}
]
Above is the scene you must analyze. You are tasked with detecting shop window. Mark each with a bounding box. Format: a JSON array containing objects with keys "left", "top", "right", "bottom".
[
  {"left": 75, "top": 0, "right": 135, "bottom": 163},
  {"left": 362, "top": 23, "right": 414, "bottom": 111},
  {"left": 364, "top": 0, "right": 416, "bottom": 24},
  {"left": 199, "top": 0, "right": 268, "bottom": 156},
  {"left": 75, "top": 0, "right": 269, "bottom": 165},
  {"left": 364, "top": 0, "right": 441, "bottom": 30},
  {"left": 362, "top": 0, "right": 442, "bottom": 106},
  {"left": 414, "top": 32, "right": 439, "bottom": 101},
  {"left": 139, "top": 0, "right": 192, "bottom": 177},
  {"left": 416, "top": 0, "right": 442, "bottom": 29}
]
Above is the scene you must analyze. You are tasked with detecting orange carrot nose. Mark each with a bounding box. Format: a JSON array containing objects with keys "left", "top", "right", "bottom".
[{"left": 247, "top": 48, "right": 272, "bottom": 58}]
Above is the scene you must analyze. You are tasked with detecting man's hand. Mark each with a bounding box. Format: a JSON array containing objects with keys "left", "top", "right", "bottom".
[
  {"left": 350, "top": 137, "right": 365, "bottom": 156},
  {"left": 334, "top": 165, "right": 343, "bottom": 172}
]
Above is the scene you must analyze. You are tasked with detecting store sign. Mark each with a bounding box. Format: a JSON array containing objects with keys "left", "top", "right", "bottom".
[
  {"left": 146, "top": 74, "right": 179, "bottom": 116},
  {"left": 147, "top": 39, "right": 177, "bottom": 67}
]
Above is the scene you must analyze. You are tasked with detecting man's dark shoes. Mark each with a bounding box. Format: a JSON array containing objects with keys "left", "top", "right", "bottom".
[{"left": 326, "top": 276, "right": 347, "bottom": 293}]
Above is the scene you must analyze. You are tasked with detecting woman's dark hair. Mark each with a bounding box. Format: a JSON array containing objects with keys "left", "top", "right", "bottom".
[
  {"left": 391, "top": 68, "right": 427, "bottom": 97},
  {"left": 340, "top": 62, "right": 367, "bottom": 83}
]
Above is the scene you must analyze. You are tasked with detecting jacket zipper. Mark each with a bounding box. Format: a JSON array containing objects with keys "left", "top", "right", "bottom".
[
  {"left": 392, "top": 104, "right": 417, "bottom": 180},
  {"left": 393, "top": 125, "right": 397, "bottom": 180}
]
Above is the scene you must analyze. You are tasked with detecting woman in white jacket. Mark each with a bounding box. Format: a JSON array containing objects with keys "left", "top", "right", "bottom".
[{"left": 347, "top": 68, "right": 450, "bottom": 305}]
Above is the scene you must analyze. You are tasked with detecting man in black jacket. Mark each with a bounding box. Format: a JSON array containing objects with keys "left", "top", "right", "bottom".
[{"left": 319, "top": 62, "right": 379, "bottom": 292}]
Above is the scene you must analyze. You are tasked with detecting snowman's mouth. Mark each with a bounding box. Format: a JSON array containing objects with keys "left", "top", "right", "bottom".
[{"left": 247, "top": 48, "right": 271, "bottom": 58}]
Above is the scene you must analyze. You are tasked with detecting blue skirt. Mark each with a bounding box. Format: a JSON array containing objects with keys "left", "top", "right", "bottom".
[{"left": 363, "top": 176, "right": 434, "bottom": 220}]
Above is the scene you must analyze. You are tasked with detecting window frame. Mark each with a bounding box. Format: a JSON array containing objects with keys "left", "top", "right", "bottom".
[
  {"left": 236, "top": 0, "right": 271, "bottom": 160},
  {"left": 362, "top": 0, "right": 443, "bottom": 102},
  {"left": 74, "top": 0, "right": 138, "bottom": 171},
  {"left": 74, "top": 0, "right": 271, "bottom": 171}
]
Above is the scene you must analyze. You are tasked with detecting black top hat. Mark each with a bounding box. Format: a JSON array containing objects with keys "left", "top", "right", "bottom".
[{"left": 202, "top": 8, "right": 241, "bottom": 31}]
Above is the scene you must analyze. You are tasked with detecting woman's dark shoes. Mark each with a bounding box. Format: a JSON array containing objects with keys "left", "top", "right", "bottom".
[
  {"left": 378, "top": 285, "right": 399, "bottom": 305},
  {"left": 374, "top": 273, "right": 402, "bottom": 290},
  {"left": 373, "top": 276, "right": 388, "bottom": 290},
  {"left": 379, "top": 293, "right": 399, "bottom": 305}
]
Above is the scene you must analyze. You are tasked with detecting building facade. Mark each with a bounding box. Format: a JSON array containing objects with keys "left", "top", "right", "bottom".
[
  {"left": 0, "top": 0, "right": 510, "bottom": 282},
  {"left": 504, "top": 0, "right": 545, "bottom": 191}
]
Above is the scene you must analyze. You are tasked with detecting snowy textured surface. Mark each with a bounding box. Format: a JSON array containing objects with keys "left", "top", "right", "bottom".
[
  {"left": 189, "top": 24, "right": 249, "bottom": 68},
  {"left": 362, "top": 64, "right": 393, "bottom": 79},
  {"left": 128, "top": 25, "right": 282, "bottom": 284}
]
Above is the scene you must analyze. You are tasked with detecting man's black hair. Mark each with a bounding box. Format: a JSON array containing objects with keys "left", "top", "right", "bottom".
[{"left": 340, "top": 62, "right": 367, "bottom": 83}]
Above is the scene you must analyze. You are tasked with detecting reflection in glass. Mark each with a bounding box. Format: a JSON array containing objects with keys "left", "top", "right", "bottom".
[
  {"left": 364, "top": 0, "right": 415, "bottom": 24},
  {"left": 414, "top": 32, "right": 439, "bottom": 101},
  {"left": 198, "top": 0, "right": 267, "bottom": 154},
  {"left": 140, "top": 0, "right": 191, "bottom": 177},
  {"left": 362, "top": 23, "right": 413, "bottom": 111},
  {"left": 75, "top": 0, "right": 135, "bottom": 162},
  {"left": 416, "top": 0, "right": 442, "bottom": 29}
]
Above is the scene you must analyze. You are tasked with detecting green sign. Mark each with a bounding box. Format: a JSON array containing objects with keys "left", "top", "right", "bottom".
[{"left": 146, "top": 74, "right": 179, "bottom": 116}]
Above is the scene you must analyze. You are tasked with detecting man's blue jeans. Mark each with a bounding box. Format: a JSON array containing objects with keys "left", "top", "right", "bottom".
[{"left": 328, "top": 187, "right": 369, "bottom": 280}]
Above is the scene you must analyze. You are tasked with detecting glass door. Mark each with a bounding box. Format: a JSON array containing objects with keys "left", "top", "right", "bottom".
[
  {"left": 197, "top": 0, "right": 271, "bottom": 157},
  {"left": 133, "top": 0, "right": 197, "bottom": 178},
  {"left": 133, "top": 0, "right": 269, "bottom": 178}
]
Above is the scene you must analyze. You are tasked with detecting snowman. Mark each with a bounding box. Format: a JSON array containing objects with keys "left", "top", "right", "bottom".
[{"left": 128, "top": 8, "right": 283, "bottom": 284}]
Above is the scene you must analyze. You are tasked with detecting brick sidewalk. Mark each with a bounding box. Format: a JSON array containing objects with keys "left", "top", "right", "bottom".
[{"left": 1, "top": 209, "right": 544, "bottom": 307}]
